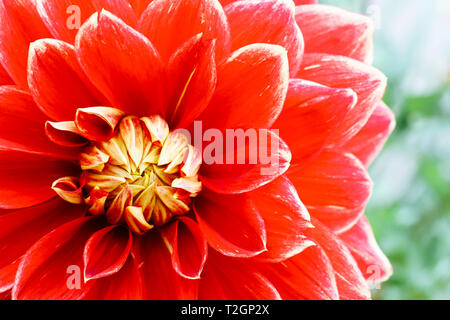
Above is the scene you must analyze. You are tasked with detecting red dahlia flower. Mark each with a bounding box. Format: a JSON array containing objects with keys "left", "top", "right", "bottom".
[{"left": 0, "top": 0, "right": 395, "bottom": 300}]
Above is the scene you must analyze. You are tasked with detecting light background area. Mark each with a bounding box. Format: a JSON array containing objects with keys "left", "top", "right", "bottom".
[{"left": 323, "top": 0, "right": 450, "bottom": 299}]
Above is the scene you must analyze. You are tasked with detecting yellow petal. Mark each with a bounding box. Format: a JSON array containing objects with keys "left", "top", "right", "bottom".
[
  {"left": 141, "top": 115, "right": 169, "bottom": 147},
  {"left": 124, "top": 206, "right": 154, "bottom": 235},
  {"left": 51, "top": 176, "right": 83, "bottom": 204},
  {"left": 158, "top": 132, "right": 188, "bottom": 166}
]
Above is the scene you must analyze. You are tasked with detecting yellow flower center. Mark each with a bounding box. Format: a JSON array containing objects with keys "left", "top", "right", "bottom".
[{"left": 53, "top": 115, "right": 202, "bottom": 235}]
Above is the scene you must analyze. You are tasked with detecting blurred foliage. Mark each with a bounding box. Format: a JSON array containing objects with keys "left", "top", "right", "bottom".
[{"left": 323, "top": 0, "right": 450, "bottom": 299}]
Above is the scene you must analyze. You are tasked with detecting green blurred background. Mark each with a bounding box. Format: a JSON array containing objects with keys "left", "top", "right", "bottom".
[{"left": 323, "top": 0, "right": 450, "bottom": 299}]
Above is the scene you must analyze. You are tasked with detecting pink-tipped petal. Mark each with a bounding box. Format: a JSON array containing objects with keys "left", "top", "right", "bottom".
[
  {"left": 296, "top": 4, "right": 374, "bottom": 63},
  {"left": 342, "top": 102, "right": 396, "bottom": 167},
  {"left": 273, "top": 79, "right": 356, "bottom": 167},
  {"left": 298, "top": 53, "right": 387, "bottom": 146},
  {"left": 339, "top": 216, "right": 393, "bottom": 285},
  {"left": 225, "top": 0, "right": 304, "bottom": 76},
  {"left": 307, "top": 218, "right": 371, "bottom": 300},
  {"left": 138, "top": 0, "right": 231, "bottom": 62}
]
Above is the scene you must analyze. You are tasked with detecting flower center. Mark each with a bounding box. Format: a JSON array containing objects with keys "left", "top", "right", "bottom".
[{"left": 54, "top": 115, "right": 202, "bottom": 235}]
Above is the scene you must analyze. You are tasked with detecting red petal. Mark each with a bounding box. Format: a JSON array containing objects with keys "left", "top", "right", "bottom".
[
  {"left": 199, "top": 130, "right": 291, "bottom": 194},
  {"left": 91, "top": 0, "right": 138, "bottom": 27},
  {"left": 129, "top": 0, "right": 153, "bottom": 16},
  {"left": 273, "top": 79, "right": 356, "bottom": 167},
  {"left": 219, "top": 0, "right": 235, "bottom": 5},
  {"left": 83, "top": 254, "right": 143, "bottom": 299},
  {"left": 296, "top": 4, "right": 374, "bottom": 63},
  {"left": 0, "top": 0, "right": 51, "bottom": 88},
  {"left": 37, "top": 0, "right": 138, "bottom": 43},
  {"left": 289, "top": 151, "right": 372, "bottom": 233},
  {"left": 298, "top": 54, "right": 387, "bottom": 146},
  {"left": 0, "top": 290, "right": 11, "bottom": 300},
  {"left": 339, "top": 216, "right": 393, "bottom": 284},
  {"left": 36, "top": 0, "right": 96, "bottom": 43},
  {"left": 307, "top": 218, "right": 371, "bottom": 300},
  {"left": 0, "top": 64, "right": 12, "bottom": 85},
  {"left": 0, "top": 260, "right": 20, "bottom": 293},
  {"left": 45, "top": 121, "right": 89, "bottom": 147},
  {"left": 166, "top": 35, "right": 217, "bottom": 129},
  {"left": 28, "top": 39, "right": 106, "bottom": 121},
  {"left": 0, "top": 86, "right": 81, "bottom": 160},
  {"left": 194, "top": 189, "right": 267, "bottom": 257},
  {"left": 248, "top": 175, "right": 314, "bottom": 262},
  {"left": 261, "top": 245, "right": 339, "bottom": 300},
  {"left": 138, "top": 0, "right": 231, "bottom": 62},
  {"left": 0, "top": 149, "right": 80, "bottom": 209},
  {"left": 225, "top": 0, "right": 304, "bottom": 76},
  {"left": 83, "top": 225, "right": 132, "bottom": 281},
  {"left": 12, "top": 216, "right": 106, "bottom": 300},
  {"left": 0, "top": 198, "right": 85, "bottom": 292},
  {"left": 134, "top": 231, "right": 199, "bottom": 299},
  {"left": 199, "top": 250, "right": 281, "bottom": 300},
  {"left": 160, "top": 217, "right": 208, "bottom": 279},
  {"left": 342, "top": 102, "right": 396, "bottom": 167},
  {"left": 199, "top": 43, "right": 289, "bottom": 130},
  {"left": 76, "top": 10, "right": 165, "bottom": 116},
  {"left": 75, "top": 107, "right": 125, "bottom": 141},
  {"left": 221, "top": 1, "right": 320, "bottom": 11}
]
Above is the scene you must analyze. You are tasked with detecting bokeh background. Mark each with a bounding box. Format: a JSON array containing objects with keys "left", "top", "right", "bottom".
[{"left": 324, "top": 0, "right": 450, "bottom": 299}]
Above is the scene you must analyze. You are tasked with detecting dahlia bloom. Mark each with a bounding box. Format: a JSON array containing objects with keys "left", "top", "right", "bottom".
[{"left": 0, "top": 0, "right": 395, "bottom": 300}]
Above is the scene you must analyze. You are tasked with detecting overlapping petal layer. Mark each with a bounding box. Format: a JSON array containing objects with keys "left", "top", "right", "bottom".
[{"left": 0, "top": 0, "right": 393, "bottom": 300}]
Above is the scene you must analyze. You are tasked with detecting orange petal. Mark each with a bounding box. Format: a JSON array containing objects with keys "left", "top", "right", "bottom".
[
  {"left": 75, "top": 107, "right": 125, "bottom": 141},
  {"left": 79, "top": 145, "right": 110, "bottom": 172},
  {"left": 85, "top": 187, "right": 109, "bottom": 215},
  {"left": 120, "top": 116, "right": 144, "bottom": 168},
  {"left": 124, "top": 206, "right": 153, "bottom": 235},
  {"left": 51, "top": 176, "right": 84, "bottom": 204},
  {"left": 156, "top": 186, "right": 190, "bottom": 215},
  {"left": 106, "top": 184, "right": 133, "bottom": 224},
  {"left": 45, "top": 121, "right": 89, "bottom": 147}
]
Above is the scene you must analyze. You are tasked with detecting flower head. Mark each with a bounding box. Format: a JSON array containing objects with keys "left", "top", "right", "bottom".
[{"left": 0, "top": 0, "right": 395, "bottom": 300}]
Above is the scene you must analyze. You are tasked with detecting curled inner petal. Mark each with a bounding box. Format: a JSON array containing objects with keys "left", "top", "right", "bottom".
[{"left": 53, "top": 112, "right": 202, "bottom": 234}]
